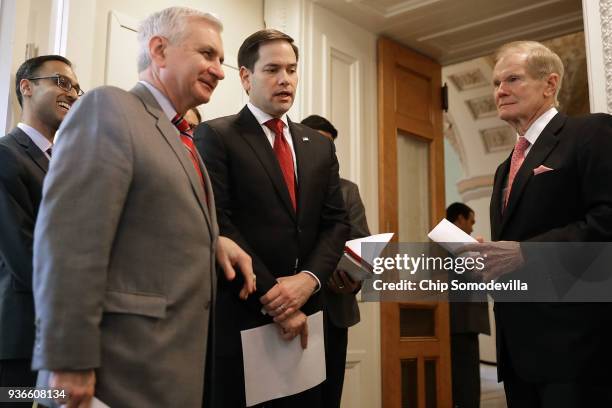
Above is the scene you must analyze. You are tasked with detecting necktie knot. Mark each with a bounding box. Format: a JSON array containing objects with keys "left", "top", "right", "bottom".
[
  {"left": 264, "top": 118, "right": 284, "bottom": 138},
  {"left": 515, "top": 136, "right": 530, "bottom": 156},
  {"left": 172, "top": 114, "right": 192, "bottom": 136}
]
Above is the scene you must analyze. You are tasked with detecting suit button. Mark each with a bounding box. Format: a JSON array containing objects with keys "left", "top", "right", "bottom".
[{"left": 297, "top": 227, "right": 302, "bottom": 234}]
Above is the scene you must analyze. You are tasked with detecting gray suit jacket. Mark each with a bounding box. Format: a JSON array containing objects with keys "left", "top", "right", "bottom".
[
  {"left": 325, "top": 178, "right": 370, "bottom": 328},
  {"left": 32, "top": 83, "right": 218, "bottom": 407}
]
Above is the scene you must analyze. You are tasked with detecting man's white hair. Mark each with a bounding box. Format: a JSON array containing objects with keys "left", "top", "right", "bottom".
[{"left": 137, "top": 7, "right": 223, "bottom": 73}]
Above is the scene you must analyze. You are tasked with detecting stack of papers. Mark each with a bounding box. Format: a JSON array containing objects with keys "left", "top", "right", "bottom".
[{"left": 338, "top": 233, "right": 394, "bottom": 281}]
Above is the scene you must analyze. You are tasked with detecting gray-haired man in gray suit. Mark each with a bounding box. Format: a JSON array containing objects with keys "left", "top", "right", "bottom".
[{"left": 32, "top": 7, "right": 254, "bottom": 407}]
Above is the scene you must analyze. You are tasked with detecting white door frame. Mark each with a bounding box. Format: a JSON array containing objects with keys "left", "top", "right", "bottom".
[{"left": 0, "top": 0, "right": 16, "bottom": 133}]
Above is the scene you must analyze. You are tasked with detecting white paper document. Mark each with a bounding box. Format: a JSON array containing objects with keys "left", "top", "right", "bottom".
[
  {"left": 340, "top": 232, "right": 394, "bottom": 281},
  {"left": 241, "top": 311, "right": 326, "bottom": 407},
  {"left": 428, "top": 218, "right": 477, "bottom": 254},
  {"left": 90, "top": 397, "right": 110, "bottom": 408}
]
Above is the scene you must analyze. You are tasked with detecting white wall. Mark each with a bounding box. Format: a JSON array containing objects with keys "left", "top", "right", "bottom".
[
  {"left": 65, "top": 0, "right": 263, "bottom": 93},
  {"left": 0, "top": 0, "right": 263, "bottom": 132}
]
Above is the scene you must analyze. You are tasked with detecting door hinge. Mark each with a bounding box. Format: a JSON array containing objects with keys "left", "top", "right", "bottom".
[{"left": 441, "top": 83, "right": 448, "bottom": 112}]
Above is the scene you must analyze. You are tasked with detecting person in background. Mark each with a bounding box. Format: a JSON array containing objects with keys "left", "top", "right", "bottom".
[
  {"left": 195, "top": 29, "right": 349, "bottom": 407},
  {"left": 0, "top": 55, "right": 81, "bottom": 405},
  {"left": 301, "top": 114, "right": 370, "bottom": 408},
  {"left": 446, "top": 202, "right": 490, "bottom": 408},
  {"left": 31, "top": 7, "right": 254, "bottom": 407}
]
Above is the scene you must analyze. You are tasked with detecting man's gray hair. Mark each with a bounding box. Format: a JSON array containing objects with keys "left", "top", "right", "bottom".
[{"left": 137, "top": 7, "right": 223, "bottom": 73}]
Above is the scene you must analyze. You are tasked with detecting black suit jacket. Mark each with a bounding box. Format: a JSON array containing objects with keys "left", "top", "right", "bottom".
[
  {"left": 195, "top": 106, "right": 349, "bottom": 352},
  {"left": 324, "top": 178, "right": 370, "bottom": 329},
  {"left": 0, "top": 127, "right": 49, "bottom": 359},
  {"left": 490, "top": 112, "right": 612, "bottom": 382}
]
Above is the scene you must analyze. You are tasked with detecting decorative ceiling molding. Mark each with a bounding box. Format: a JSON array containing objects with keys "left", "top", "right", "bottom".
[
  {"left": 444, "top": 11, "right": 583, "bottom": 56},
  {"left": 457, "top": 175, "right": 494, "bottom": 202},
  {"left": 461, "top": 184, "right": 494, "bottom": 202},
  {"left": 443, "top": 112, "right": 468, "bottom": 174},
  {"left": 417, "top": 0, "right": 562, "bottom": 42},
  {"left": 448, "top": 68, "right": 488, "bottom": 91},
  {"left": 480, "top": 126, "right": 515, "bottom": 153},
  {"left": 466, "top": 95, "right": 497, "bottom": 120},
  {"left": 314, "top": 0, "right": 583, "bottom": 66},
  {"left": 457, "top": 174, "right": 494, "bottom": 195},
  {"left": 599, "top": 0, "right": 612, "bottom": 113},
  {"left": 346, "top": 0, "right": 444, "bottom": 19}
]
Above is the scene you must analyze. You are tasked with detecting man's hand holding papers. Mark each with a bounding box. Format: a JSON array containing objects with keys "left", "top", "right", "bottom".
[
  {"left": 428, "top": 218, "right": 524, "bottom": 281},
  {"left": 277, "top": 310, "right": 309, "bottom": 349}
]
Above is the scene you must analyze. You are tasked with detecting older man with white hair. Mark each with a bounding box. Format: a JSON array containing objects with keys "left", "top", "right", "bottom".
[
  {"left": 32, "top": 7, "right": 254, "bottom": 407},
  {"left": 464, "top": 41, "right": 612, "bottom": 407}
]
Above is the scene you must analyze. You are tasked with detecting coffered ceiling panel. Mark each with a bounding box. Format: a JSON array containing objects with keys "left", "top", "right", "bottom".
[{"left": 314, "top": 0, "right": 583, "bottom": 64}]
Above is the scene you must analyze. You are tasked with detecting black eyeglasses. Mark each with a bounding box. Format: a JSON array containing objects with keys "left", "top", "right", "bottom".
[{"left": 26, "top": 74, "right": 84, "bottom": 96}]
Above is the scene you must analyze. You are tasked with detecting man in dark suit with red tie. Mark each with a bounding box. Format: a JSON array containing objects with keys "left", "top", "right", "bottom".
[
  {"left": 195, "top": 29, "right": 349, "bottom": 407},
  {"left": 464, "top": 41, "right": 612, "bottom": 407},
  {"left": 0, "top": 55, "right": 80, "bottom": 400}
]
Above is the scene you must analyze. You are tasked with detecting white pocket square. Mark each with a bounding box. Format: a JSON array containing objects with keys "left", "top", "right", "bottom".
[{"left": 533, "top": 165, "right": 554, "bottom": 175}]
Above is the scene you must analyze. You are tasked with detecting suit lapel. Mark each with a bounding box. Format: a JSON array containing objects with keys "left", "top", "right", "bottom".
[
  {"left": 491, "top": 157, "right": 510, "bottom": 240},
  {"left": 500, "top": 112, "right": 564, "bottom": 234},
  {"left": 130, "top": 83, "right": 213, "bottom": 233},
  {"left": 12, "top": 128, "right": 49, "bottom": 173},
  {"left": 236, "top": 107, "right": 296, "bottom": 220}
]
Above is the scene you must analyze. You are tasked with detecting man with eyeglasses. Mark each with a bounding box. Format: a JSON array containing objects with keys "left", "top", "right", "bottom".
[{"left": 0, "top": 54, "right": 80, "bottom": 402}]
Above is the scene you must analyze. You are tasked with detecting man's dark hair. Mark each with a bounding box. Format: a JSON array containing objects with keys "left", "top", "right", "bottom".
[
  {"left": 237, "top": 29, "right": 299, "bottom": 71},
  {"left": 15, "top": 54, "right": 72, "bottom": 107},
  {"left": 446, "top": 202, "right": 473, "bottom": 223},
  {"left": 300, "top": 115, "right": 338, "bottom": 139}
]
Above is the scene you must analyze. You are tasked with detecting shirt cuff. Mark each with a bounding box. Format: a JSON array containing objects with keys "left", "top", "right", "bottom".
[{"left": 300, "top": 270, "right": 321, "bottom": 294}]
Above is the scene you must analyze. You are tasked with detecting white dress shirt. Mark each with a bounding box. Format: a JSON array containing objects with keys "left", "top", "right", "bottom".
[
  {"left": 521, "top": 107, "right": 558, "bottom": 157},
  {"left": 246, "top": 102, "right": 298, "bottom": 177},
  {"left": 17, "top": 123, "right": 53, "bottom": 160},
  {"left": 139, "top": 80, "right": 178, "bottom": 123}
]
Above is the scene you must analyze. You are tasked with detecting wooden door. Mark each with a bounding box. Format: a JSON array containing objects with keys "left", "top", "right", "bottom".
[{"left": 377, "top": 37, "right": 450, "bottom": 408}]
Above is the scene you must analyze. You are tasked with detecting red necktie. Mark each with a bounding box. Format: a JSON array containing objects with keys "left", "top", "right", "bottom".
[
  {"left": 264, "top": 118, "right": 296, "bottom": 211},
  {"left": 504, "top": 136, "right": 531, "bottom": 209},
  {"left": 172, "top": 114, "right": 206, "bottom": 189}
]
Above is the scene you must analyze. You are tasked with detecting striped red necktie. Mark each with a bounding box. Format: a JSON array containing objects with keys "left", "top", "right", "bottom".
[{"left": 172, "top": 114, "right": 206, "bottom": 190}]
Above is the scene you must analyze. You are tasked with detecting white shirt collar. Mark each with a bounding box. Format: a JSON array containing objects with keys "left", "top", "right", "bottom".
[
  {"left": 521, "top": 107, "right": 558, "bottom": 146},
  {"left": 139, "top": 80, "right": 177, "bottom": 122},
  {"left": 17, "top": 122, "right": 53, "bottom": 155},
  {"left": 247, "top": 102, "right": 289, "bottom": 128}
]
